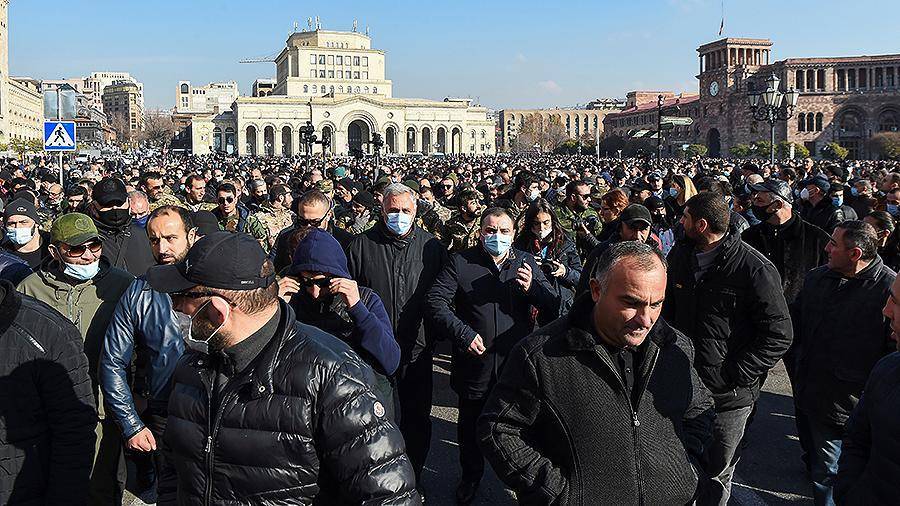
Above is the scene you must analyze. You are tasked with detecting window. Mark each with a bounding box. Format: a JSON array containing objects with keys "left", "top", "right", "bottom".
[
  {"left": 303, "top": 85, "right": 308, "bottom": 93},
  {"left": 346, "top": 55, "right": 352, "bottom": 65},
  {"left": 310, "top": 70, "right": 316, "bottom": 78},
  {"left": 338, "top": 86, "right": 344, "bottom": 93},
  {"left": 362, "top": 71, "right": 368, "bottom": 80},
  {"left": 364, "top": 86, "right": 369, "bottom": 93},
  {"left": 798, "top": 113, "right": 805, "bottom": 132},
  {"left": 373, "top": 86, "right": 377, "bottom": 94},
  {"left": 328, "top": 55, "right": 334, "bottom": 65},
  {"left": 318, "top": 55, "right": 325, "bottom": 65},
  {"left": 310, "top": 54, "right": 317, "bottom": 64},
  {"left": 362, "top": 57, "right": 368, "bottom": 66},
  {"left": 837, "top": 70, "right": 846, "bottom": 91},
  {"left": 180, "top": 83, "right": 189, "bottom": 94},
  {"left": 319, "top": 70, "right": 325, "bottom": 78},
  {"left": 354, "top": 71, "right": 360, "bottom": 79},
  {"left": 328, "top": 70, "right": 334, "bottom": 78},
  {"left": 338, "top": 70, "right": 344, "bottom": 78},
  {"left": 817, "top": 69, "right": 826, "bottom": 91},
  {"left": 329, "top": 85, "right": 334, "bottom": 94},
  {"left": 312, "top": 85, "right": 317, "bottom": 93},
  {"left": 806, "top": 114, "right": 814, "bottom": 132},
  {"left": 876, "top": 68, "right": 884, "bottom": 88},
  {"left": 347, "top": 87, "right": 353, "bottom": 94},
  {"left": 336, "top": 56, "right": 343, "bottom": 65},
  {"left": 355, "top": 86, "right": 360, "bottom": 93},
  {"left": 353, "top": 56, "right": 360, "bottom": 66},
  {"left": 888, "top": 68, "right": 896, "bottom": 88},
  {"left": 796, "top": 70, "right": 804, "bottom": 91},
  {"left": 848, "top": 70, "right": 856, "bottom": 89},
  {"left": 816, "top": 113, "right": 824, "bottom": 132}
]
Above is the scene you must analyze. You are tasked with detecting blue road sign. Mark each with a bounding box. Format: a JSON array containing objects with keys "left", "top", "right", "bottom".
[{"left": 44, "top": 121, "right": 77, "bottom": 151}]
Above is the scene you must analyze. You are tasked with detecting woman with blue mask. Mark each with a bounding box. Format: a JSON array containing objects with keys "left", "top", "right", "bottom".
[{"left": 2, "top": 198, "right": 51, "bottom": 269}]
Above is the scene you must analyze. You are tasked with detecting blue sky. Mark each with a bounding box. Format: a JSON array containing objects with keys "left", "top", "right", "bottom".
[{"left": 9, "top": 0, "right": 898, "bottom": 110}]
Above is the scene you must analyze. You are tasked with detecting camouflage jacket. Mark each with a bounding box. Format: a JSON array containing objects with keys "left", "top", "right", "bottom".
[
  {"left": 215, "top": 206, "right": 269, "bottom": 248},
  {"left": 442, "top": 212, "right": 481, "bottom": 253},
  {"left": 148, "top": 191, "right": 186, "bottom": 211},
  {"left": 417, "top": 200, "right": 453, "bottom": 241},
  {"left": 252, "top": 204, "right": 296, "bottom": 248},
  {"left": 555, "top": 204, "right": 601, "bottom": 239}
]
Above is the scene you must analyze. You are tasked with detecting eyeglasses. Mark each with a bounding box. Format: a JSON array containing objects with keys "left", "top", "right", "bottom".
[
  {"left": 147, "top": 184, "right": 164, "bottom": 191},
  {"left": 301, "top": 277, "right": 332, "bottom": 288},
  {"left": 218, "top": 196, "right": 235, "bottom": 204},
  {"left": 441, "top": 184, "right": 454, "bottom": 189},
  {"left": 60, "top": 239, "right": 102, "bottom": 258},
  {"left": 296, "top": 214, "right": 328, "bottom": 228}
]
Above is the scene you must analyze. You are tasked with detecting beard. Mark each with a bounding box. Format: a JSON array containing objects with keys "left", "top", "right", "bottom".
[{"left": 192, "top": 311, "right": 231, "bottom": 352}]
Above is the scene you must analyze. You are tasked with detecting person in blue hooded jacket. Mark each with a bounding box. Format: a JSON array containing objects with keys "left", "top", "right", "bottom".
[{"left": 280, "top": 227, "right": 401, "bottom": 414}]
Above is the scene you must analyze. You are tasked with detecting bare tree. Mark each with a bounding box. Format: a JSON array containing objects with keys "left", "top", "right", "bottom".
[
  {"left": 108, "top": 115, "right": 131, "bottom": 147},
  {"left": 510, "top": 115, "right": 568, "bottom": 153},
  {"left": 140, "top": 110, "right": 176, "bottom": 149}
]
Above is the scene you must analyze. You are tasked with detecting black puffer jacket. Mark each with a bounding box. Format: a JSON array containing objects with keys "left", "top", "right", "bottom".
[
  {"left": 663, "top": 231, "right": 793, "bottom": 411},
  {"left": 165, "top": 302, "right": 420, "bottom": 505},
  {"left": 792, "top": 257, "right": 895, "bottom": 428},
  {"left": 478, "top": 296, "right": 714, "bottom": 505},
  {"left": 94, "top": 220, "right": 156, "bottom": 277},
  {"left": 346, "top": 223, "right": 447, "bottom": 363},
  {"left": 742, "top": 213, "right": 831, "bottom": 304},
  {"left": 802, "top": 197, "right": 845, "bottom": 233},
  {"left": 0, "top": 281, "right": 97, "bottom": 505},
  {"left": 835, "top": 352, "right": 900, "bottom": 505}
]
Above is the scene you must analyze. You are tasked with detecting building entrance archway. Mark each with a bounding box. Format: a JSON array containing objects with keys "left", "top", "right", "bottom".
[
  {"left": 706, "top": 128, "right": 721, "bottom": 158},
  {"left": 348, "top": 119, "right": 371, "bottom": 155}
]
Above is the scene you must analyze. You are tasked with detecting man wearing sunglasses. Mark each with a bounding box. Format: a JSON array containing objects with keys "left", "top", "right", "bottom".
[
  {"left": 140, "top": 171, "right": 182, "bottom": 212},
  {"left": 213, "top": 182, "right": 268, "bottom": 247},
  {"left": 147, "top": 231, "right": 419, "bottom": 504},
  {"left": 18, "top": 212, "right": 135, "bottom": 505},
  {"left": 271, "top": 190, "right": 353, "bottom": 272}
]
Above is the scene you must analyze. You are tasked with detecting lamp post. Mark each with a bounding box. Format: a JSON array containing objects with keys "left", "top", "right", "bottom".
[
  {"left": 748, "top": 73, "right": 800, "bottom": 164},
  {"left": 656, "top": 94, "right": 664, "bottom": 166}
]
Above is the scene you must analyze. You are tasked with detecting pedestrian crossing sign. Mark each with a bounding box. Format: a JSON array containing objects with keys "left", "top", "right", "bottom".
[{"left": 44, "top": 121, "right": 77, "bottom": 151}]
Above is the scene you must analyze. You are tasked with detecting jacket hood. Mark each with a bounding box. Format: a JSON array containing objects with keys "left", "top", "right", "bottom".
[{"left": 290, "top": 228, "right": 351, "bottom": 278}]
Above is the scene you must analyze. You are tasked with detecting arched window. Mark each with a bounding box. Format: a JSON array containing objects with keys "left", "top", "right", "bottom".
[
  {"left": 815, "top": 113, "right": 824, "bottom": 132},
  {"left": 796, "top": 70, "right": 804, "bottom": 91},
  {"left": 879, "top": 110, "right": 899, "bottom": 132},
  {"left": 312, "top": 85, "right": 317, "bottom": 94},
  {"left": 364, "top": 86, "right": 369, "bottom": 93},
  {"left": 355, "top": 86, "right": 360, "bottom": 93},
  {"left": 303, "top": 85, "right": 308, "bottom": 93},
  {"left": 329, "top": 85, "right": 334, "bottom": 94},
  {"left": 338, "top": 86, "right": 344, "bottom": 93},
  {"left": 798, "top": 113, "right": 806, "bottom": 132},
  {"left": 180, "top": 83, "right": 189, "bottom": 94},
  {"left": 806, "top": 114, "right": 815, "bottom": 132},
  {"left": 373, "top": 86, "right": 377, "bottom": 94},
  {"left": 817, "top": 69, "right": 826, "bottom": 91},
  {"left": 840, "top": 111, "right": 863, "bottom": 136},
  {"left": 481, "top": 130, "right": 486, "bottom": 139}
]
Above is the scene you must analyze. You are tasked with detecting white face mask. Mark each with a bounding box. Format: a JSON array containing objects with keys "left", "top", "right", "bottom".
[
  {"left": 61, "top": 258, "right": 100, "bottom": 281},
  {"left": 537, "top": 227, "right": 552, "bottom": 240},
  {"left": 173, "top": 299, "right": 229, "bottom": 355},
  {"left": 800, "top": 188, "right": 811, "bottom": 201},
  {"left": 5, "top": 226, "right": 35, "bottom": 245},
  {"left": 528, "top": 189, "right": 541, "bottom": 201}
]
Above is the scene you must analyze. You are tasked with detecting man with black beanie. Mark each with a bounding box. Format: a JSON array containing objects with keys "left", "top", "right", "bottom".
[{"left": 89, "top": 177, "right": 155, "bottom": 277}]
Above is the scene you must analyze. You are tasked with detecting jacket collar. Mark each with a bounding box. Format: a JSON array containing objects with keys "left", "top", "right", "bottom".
[
  {"left": 561, "top": 294, "right": 676, "bottom": 352},
  {"left": 246, "top": 300, "right": 296, "bottom": 399},
  {"left": 823, "top": 254, "right": 885, "bottom": 281}
]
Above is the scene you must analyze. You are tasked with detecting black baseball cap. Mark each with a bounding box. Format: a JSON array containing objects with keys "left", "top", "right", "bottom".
[
  {"left": 146, "top": 231, "right": 275, "bottom": 293},
  {"left": 748, "top": 179, "right": 793, "bottom": 203},
  {"left": 92, "top": 177, "right": 128, "bottom": 206},
  {"left": 619, "top": 204, "right": 652, "bottom": 228}
]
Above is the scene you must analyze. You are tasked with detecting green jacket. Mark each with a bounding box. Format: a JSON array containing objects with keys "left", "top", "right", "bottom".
[
  {"left": 555, "top": 204, "right": 601, "bottom": 239},
  {"left": 17, "top": 257, "right": 134, "bottom": 416}
]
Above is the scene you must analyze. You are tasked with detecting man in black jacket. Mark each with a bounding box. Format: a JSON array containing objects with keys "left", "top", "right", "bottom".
[
  {"left": 834, "top": 275, "right": 900, "bottom": 504},
  {"left": 88, "top": 177, "right": 155, "bottom": 277},
  {"left": 346, "top": 183, "right": 447, "bottom": 491},
  {"left": 800, "top": 176, "right": 845, "bottom": 233},
  {"left": 664, "top": 192, "right": 793, "bottom": 506},
  {"left": 147, "top": 232, "right": 420, "bottom": 504},
  {"left": 792, "top": 221, "right": 895, "bottom": 506},
  {"left": 478, "top": 241, "right": 714, "bottom": 505},
  {"left": 427, "top": 207, "right": 557, "bottom": 503},
  {"left": 271, "top": 189, "right": 354, "bottom": 272},
  {"left": 0, "top": 281, "right": 97, "bottom": 505}
]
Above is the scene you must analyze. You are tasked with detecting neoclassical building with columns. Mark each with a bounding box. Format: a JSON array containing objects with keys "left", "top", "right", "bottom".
[{"left": 189, "top": 27, "right": 495, "bottom": 156}]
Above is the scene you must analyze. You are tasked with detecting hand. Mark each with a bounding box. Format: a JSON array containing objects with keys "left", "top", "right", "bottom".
[
  {"left": 330, "top": 278, "right": 361, "bottom": 308},
  {"left": 551, "top": 261, "right": 566, "bottom": 278},
  {"left": 125, "top": 428, "right": 157, "bottom": 452},
  {"left": 576, "top": 222, "right": 591, "bottom": 236},
  {"left": 468, "top": 334, "right": 486, "bottom": 356},
  {"left": 277, "top": 276, "right": 301, "bottom": 304},
  {"left": 516, "top": 262, "right": 533, "bottom": 292}
]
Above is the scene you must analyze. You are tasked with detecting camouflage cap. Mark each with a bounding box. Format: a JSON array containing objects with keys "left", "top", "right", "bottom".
[
  {"left": 315, "top": 179, "right": 334, "bottom": 193},
  {"left": 51, "top": 212, "right": 100, "bottom": 246}
]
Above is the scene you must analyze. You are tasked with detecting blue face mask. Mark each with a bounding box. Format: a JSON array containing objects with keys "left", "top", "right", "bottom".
[
  {"left": 483, "top": 233, "right": 512, "bottom": 257},
  {"left": 133, "top": 215, "right": 149, "bottom": 229},
  {"left": 5, "top": 226, "right": 34, "bottom": 245},
  {"left": 887, "top": 204, "right": 900, "bottom": 217},
  {"left": 850, "top": 187, "right": 859, "bottom": 197},
  {"left": 832, "top": 197, "right": 843, "bottom": 208},
  {"left": 386, "top": 212, "right": 413, "bottom": 236},
  {"left": 668, "top": 187, "right": 679, "bottom": 198},
  {"left": 62, "top": 259, "right": 100, "bottom": 281}
]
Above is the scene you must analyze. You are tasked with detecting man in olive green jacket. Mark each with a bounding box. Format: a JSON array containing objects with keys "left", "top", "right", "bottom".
[{"left": 18, "top": 212, "right": 134, "bottom": 506}]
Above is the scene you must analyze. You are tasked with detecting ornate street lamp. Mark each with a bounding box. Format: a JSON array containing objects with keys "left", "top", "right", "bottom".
[
  {"left": 657, "top": 94, "right": 665, "bottom": 165},
  {"left": 748, "top": 73, "right": 800, "bottom": 163}
]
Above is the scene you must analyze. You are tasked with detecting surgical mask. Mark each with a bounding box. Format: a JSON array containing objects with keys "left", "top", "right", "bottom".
[
  {"left": 850, "top": 187, "right": 859, "bottom": 197},
  {"left": 528, "top": 189, "right": 540, "bottom": 201},
  {"left": 386, "top": 212, "right": 413, "bottom": 236},
  {"left": 483, "top": 233, "right": 512, "bottom": 257},
  {"left": 173, "top": 299, "right": 230, "bottom": 355},
  {"left": 62, "top": 259, "right": 100, "bottom": 281},
  {"left": 669, "top": 187, "right": 679, "bottom": 198},
  {"left": 133, "top": 215, "right": 149, "bottom": 228},
  {"left": 832, "top": 197, "right": 843, "bottom": 208},
  {"left": 5, "top": 226, "right": 34, "bottom": 245},
  {"left": 887, "top": 204, "right": 900, "bottom": 217},
  {"left": 537, "top": 227, "right": 552, "bottom": 240},
  {"left": 800, "top": 188, "right": 810, "bottom": 201}
]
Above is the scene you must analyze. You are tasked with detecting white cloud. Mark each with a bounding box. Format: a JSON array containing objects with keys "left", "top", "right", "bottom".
[{"left": 538, "top": 80, "right": 562, "bottom": 93}]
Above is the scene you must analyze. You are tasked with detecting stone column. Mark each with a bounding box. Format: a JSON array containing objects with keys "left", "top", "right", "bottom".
[
  {"left": 274, "top": 128, "right": 283, "bottom": 157},
  {"left": 237, "top": 126, "right": 246, "bottom": 156},
  {"left": 257, "top": 128, "right": 264, "bottom": 156}
]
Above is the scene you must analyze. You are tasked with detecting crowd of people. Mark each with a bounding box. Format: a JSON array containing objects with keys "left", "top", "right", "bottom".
[{"left": 1, "top": 150, "right": 900, "bottom": 505}]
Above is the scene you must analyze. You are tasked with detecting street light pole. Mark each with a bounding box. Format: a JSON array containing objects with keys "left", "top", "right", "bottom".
[
  {"left": 748, "top": 73, "right": 800, "bottom": 164},
  {"left": 657, "top": 94, "right": 664, "bottom": 166}
]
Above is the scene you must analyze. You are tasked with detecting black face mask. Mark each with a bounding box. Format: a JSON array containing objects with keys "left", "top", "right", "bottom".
[
  {"left": 750, "top": 203, "right": 773, "bottom": 223},
  {"left": 98, "top": 208, "right": 131, "bottom": 228}
]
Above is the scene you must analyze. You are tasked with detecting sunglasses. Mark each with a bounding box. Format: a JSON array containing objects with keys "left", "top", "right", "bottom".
[
  {"left": 296, "top": 214, "right": 328, "bottom": 228},
  {"left": 61, "top": 239, "right": 102, "bottom": 258},
  {"left": 218, "top": 196, "right": 235, "bottom": 204},
  {"left": 301, "top": 277, "right": 332, "bottom": 288},
  {"left": 147, "top": 184, "right": 164, "bottom": 191}
]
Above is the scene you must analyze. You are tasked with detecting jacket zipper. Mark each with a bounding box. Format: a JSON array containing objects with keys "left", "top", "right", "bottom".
[{"left": 594, "top": 345, "right": 660, "bottom": 505}]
